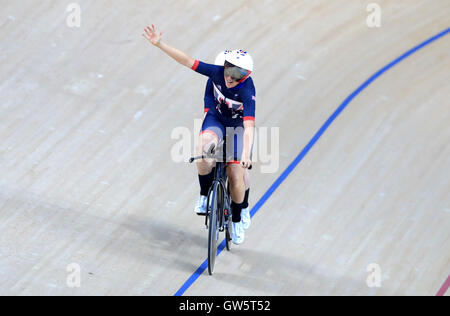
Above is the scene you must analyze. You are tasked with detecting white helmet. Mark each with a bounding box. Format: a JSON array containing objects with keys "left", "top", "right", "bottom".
[
  {"left": 214, "top": 51, "right": 226, "bottom": 66},
  {"left": 215, "top": 49, "right": 254, "bottom": 72}
]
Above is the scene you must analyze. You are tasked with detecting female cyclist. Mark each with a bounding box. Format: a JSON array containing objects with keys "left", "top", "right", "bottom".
[{"left": 143, "top": 25, "right": 255, "bottom": 244}]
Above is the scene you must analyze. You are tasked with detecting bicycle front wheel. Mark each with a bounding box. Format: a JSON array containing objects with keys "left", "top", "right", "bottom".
[{"left": 207, "top": 181, "right": 223, "bottom": 275}]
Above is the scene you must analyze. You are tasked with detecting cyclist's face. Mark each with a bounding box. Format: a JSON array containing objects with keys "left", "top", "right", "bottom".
[{"left": 224, "top": 74, "right": 239, "bottom": 88}]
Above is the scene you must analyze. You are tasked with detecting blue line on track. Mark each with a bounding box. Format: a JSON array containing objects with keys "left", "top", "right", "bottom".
[{"left": 174, "top": 27, "right": 450, "bottom": 296}]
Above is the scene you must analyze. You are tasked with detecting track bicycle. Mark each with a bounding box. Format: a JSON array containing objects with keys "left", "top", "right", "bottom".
[{"left": 189, "top": 140, "right": 233, "bottom": 275}]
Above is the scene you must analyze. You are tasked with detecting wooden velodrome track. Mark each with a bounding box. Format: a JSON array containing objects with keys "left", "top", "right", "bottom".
[{"left": 0, "top": 0, "right": 449, "bottom": 296}]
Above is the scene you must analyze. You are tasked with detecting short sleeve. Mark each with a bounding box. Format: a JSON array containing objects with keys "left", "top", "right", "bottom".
[{"left": 192, "top": 61, "right": 222, "bottom": 78}]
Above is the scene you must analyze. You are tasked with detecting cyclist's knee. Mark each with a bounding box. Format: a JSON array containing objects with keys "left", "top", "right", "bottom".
[
  {"left": 227, "top": 164, "right": 245, "bottom": 186},
  {"left": 197, "top": 132, "right": 218, "bottom": 154}
]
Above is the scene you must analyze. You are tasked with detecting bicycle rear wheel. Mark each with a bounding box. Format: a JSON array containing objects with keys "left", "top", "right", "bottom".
[{"left": 207, "top": 181, "right": 223, "bottom": 275}]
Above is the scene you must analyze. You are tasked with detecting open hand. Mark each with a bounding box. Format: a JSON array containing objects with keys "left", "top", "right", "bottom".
[{"left": 142, "top": 24, "right": 162, "bottom": 46}]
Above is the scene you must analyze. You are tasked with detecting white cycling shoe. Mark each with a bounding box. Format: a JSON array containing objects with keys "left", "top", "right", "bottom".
[
  {"left": 232, "top": 221, "right": 245, "bottom": 245},
  {"left": 194, "top": 195, "right": 208, "bottom": 215},
  {"left": 241, "top": 207, "right": 251, "bottom": 230}
]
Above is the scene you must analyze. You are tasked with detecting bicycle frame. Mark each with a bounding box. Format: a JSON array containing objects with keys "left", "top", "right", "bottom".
[{"left": 205, "top": 161, "right": 231, "bottom": 230}]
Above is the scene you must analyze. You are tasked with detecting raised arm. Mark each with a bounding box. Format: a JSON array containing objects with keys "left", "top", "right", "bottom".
[{"left": 142, "top": 25, "right": 195, "bottom": 69}]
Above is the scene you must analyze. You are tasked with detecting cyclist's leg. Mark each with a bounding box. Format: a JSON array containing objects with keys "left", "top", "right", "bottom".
[
  {"left": 243, "top": 169, "right": 250, "bottom": 207},
  {"left": 225, "top": 126, "right": 249, "bottom": 222},
  {"left": 227, "top": 163, "right": 246, "bottom": 216},
  {"left": 224, "top": 125, "right": 251, "bottom": 244},
  {"left": 239, "top": 128, "right": 253, "bottom": 208},
  {"left": 197, "top": 112, "right": 225, "bottom": 195},
  {"left": 197, "top": 132, "right": 217, "bottom": 176},
  {"left": 226, "top": 163, "right": 246, "bottom": 244}
]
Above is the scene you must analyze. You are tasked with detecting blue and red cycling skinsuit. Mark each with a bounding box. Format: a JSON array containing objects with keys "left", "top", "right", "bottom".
[{"left": 192, "top": 60, "right": 256, "bottom": 163}]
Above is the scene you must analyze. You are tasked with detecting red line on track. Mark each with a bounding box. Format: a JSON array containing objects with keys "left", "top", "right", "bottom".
[{"left": 436, "top": 275, "right": 450, "bottom": 296}]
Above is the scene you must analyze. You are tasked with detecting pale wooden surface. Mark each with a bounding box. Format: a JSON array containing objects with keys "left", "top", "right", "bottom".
[{"left": 0, "top": 0, "right": 448, "bottom": 295}]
